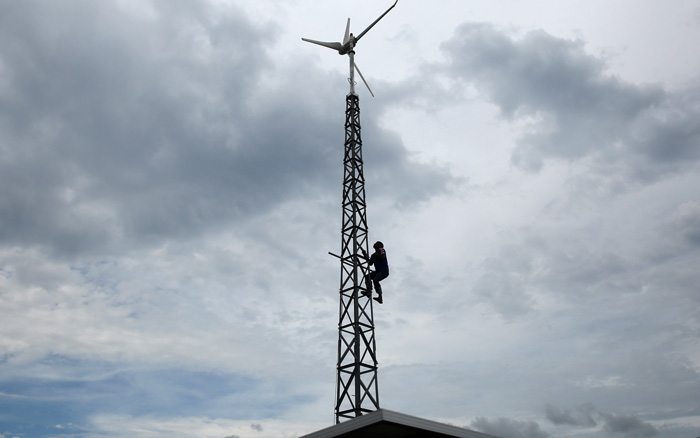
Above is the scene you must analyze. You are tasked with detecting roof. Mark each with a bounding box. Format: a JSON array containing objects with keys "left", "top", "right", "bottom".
[{"left": 298, "top": 409, "right": 501, "bottom": 438}]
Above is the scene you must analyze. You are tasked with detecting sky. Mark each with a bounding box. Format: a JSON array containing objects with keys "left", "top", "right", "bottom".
[{"left": 1, "top": 0, "right": 699, "bottom": 437}]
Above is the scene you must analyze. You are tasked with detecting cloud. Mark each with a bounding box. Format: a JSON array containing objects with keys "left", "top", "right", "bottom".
[
  {"left": 0, "top": 0, "right": 455, "bottom": 259},
  {"left": 601, "top": 412, "right": 659, "bottom": 438},
  {"left": 471, "top": 245, "right": 538, "bottom": 319},
  {"left": 0, "top": 0, "right": 278, "bottom": 256},
  {"left": 471, "top": 417, "right": 550, "bottom": 438},
  {"left": 544, "top": 405, "right": 666, "bottom": 438},
  {"left": 2, "top": 3, "right": 700, "bottom": 438},
  {"left": 87, "top": 414, "right": 319, "bottom": 438},
  {"left": 545, "top": 404, "right": 597, "bottom": 427},
  {"left": 440, "top": 22, "right": 700, "bottom": 185},
  {"left": 667, "top": 201, "right": 700, "bottom": 246}
]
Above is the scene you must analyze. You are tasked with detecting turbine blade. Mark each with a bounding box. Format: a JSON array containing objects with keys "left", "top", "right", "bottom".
[
  {"left": 301, "top": 38, "right": 343, "bottom": 52},
  {"left": 343, "top": 18, "right": 351, "bottom": 45},
  {"left": 354, "top": 63, "right": 374, "bottom": 97},
  {"left": 354, "top": 0, "right": 398, "bottom": 43}
]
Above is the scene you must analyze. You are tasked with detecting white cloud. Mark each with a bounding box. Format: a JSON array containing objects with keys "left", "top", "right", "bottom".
[{"left": 88, "top": 414, "right": 321, "bottom": 438}]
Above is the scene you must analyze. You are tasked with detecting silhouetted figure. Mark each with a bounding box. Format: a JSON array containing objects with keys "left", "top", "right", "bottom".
[{"left": 361, "top": 241, "right": 389, "bottom": 304}]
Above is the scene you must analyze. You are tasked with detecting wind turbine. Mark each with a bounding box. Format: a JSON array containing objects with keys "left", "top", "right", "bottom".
[
  {"left": 302, "top": 1, "right": 398, "bottom": 97},
  {"left": 302, "top": 1, "right": 399, "bottom": 423}
]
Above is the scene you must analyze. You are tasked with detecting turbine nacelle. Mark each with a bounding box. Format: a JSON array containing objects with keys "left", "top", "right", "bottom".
[
  {"left": 301, "top": 1, "right": 398, "bottom": 97},
  {"left": 339, "top": 33, "right": 356, "bottom": 56}
]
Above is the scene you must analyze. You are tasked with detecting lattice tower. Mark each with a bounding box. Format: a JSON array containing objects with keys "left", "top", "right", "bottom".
[{"left": 334, "top": 91, "right": 379, "bottom": 423}]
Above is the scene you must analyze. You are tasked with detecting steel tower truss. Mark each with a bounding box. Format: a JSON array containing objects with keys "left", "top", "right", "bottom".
[{"left": 334, "top": 92, "right": 379, "bottom": 423}]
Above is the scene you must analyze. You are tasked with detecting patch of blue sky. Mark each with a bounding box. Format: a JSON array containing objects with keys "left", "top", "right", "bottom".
[
  {"left": 0, "top": 390, "right": 86, "bottom": 437},
  {"left": 70, "top": 259, "right": 120, "bottom": 291},
  {"left": 0, "top": 356, "right": 291, "bottom": 435}
]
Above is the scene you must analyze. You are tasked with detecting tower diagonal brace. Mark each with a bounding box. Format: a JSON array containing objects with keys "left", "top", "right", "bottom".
[{"left": 335, "top": 93, "right": 379, "bottom": 424}]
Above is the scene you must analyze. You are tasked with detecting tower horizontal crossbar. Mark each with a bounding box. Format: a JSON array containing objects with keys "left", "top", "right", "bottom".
[{"left": 335, "top": 93, "right": 379, "bottom": 424}]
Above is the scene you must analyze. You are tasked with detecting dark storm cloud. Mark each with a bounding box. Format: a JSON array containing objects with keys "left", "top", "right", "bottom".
[
  {"left": 473, "top": 413, "right": 664, "bottom": 438},
  {"left": 667, "top": 201, "right": 700, "bottom": 247},
  {"left": 545, "top": 404, "right": 597, "bottom": 427},
  {"left": 545, "top": 405, "right": 666, "bottom": 438},
  {"left": 545, "top": 403, "right": 659, "bottom": 438},
  {"left": 440, "top": 22, "right": 700, "bottom": 182},
  {"left": 601, "top": 412, "right": 658, "bottom": 438},
  {"left": 0, "top": 0, "right": 454, "bottom": 257},
  {"left": 0, "top": 0, "right": 278, "bottom": 255},
  {"left": 471, "top": 417, "right": 550, "bottom": 438},
  {"left": 361, "top": 121, "right": 458, "bottom": 209}
]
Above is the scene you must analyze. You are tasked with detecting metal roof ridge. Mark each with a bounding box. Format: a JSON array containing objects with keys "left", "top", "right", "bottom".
[{"left": 298, "top": 408, "right": 502, "bottom": 438}]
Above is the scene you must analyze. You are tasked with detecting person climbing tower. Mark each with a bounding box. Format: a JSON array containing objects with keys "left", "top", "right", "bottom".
[{"left": 361, "top": 241, "right": 389, "bottom": 304}]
